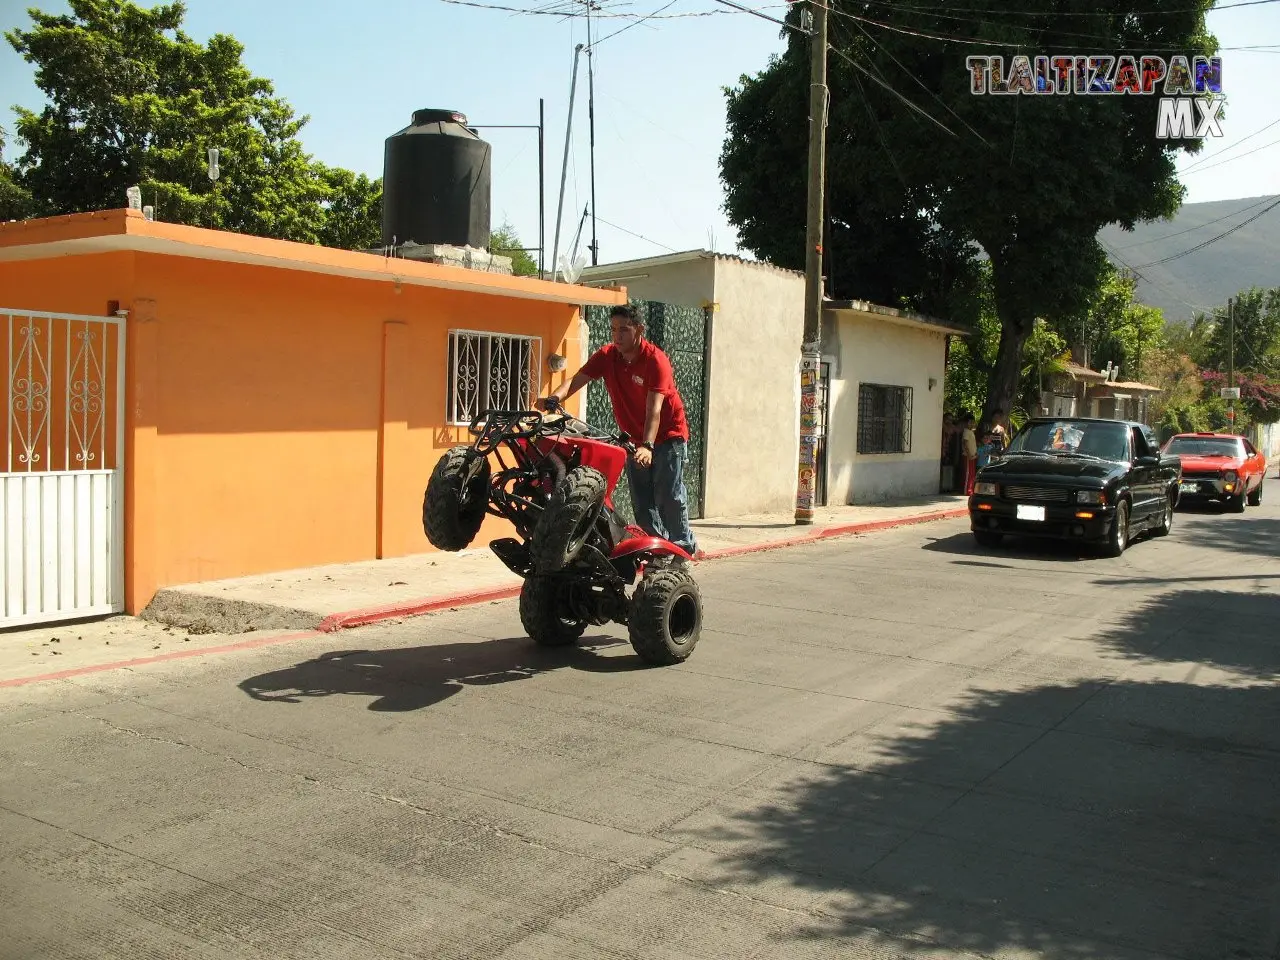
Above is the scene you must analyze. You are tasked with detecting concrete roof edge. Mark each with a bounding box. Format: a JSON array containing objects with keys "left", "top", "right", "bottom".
[
  {"left": 824, "top": 298, "right": 971, "bottom": 336},
  {"left": 0, "top": 209, "right": 625, "bottom": 307}
]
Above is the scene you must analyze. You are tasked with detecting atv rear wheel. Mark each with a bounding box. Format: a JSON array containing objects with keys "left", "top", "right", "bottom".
[
  {"left": 519, "top": 576, "right": 587, "bottom": 647},
  {"left": 628, "top": 567, "right": 702, "bottom": 666},
  {"left": 530, "top": 466, "right": 608, "bottom": 573},
  {"left": 422, "top": 446, "right": 491, "bottom": 551}
]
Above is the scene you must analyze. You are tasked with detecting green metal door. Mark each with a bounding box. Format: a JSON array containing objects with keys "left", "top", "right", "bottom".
[{"left": 582, "top": 300, "right": 709, "bottom": 523}]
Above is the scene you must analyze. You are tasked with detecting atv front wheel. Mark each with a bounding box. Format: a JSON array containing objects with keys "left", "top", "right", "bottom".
[
  {"left": 530, "top": 466, "right": 608, "bottom": 573},
  {"left": 422, "top": 446, "right": 491, "bottom": 551},
  {"left": 519, "top": 576, "right": 587, "bottom": 647},
  {"left": 628, "top": 567, "right": 702, "bottom": 666}
]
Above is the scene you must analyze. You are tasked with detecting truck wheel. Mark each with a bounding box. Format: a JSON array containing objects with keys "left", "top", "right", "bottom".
[
  {"left": 972, "top": 530, "right": 1003, "bottom": 548},
  {"left": 1247, "top": 479, "right": 1263, "bottom": 507},
  {"left": 1228, "top": 491, "right": 1246, "bottom": 513},
  {"left": 1103, "top": 500, "right": 1129, "bottom": 557},
  {"left": 1153, "top": 493, "right": 1173, "bottom": 537},
  {"left": 422, "top": 446, "right": 490, "bottom": 551},
  {"left": 628, "top": 567, "right": 702, "bottom": 666},
  {"left": 530, "top": 466, "right": 608, "bottom": 573},
  {"left": 519, "top": 576, "right": 587, "bottom": 647}
]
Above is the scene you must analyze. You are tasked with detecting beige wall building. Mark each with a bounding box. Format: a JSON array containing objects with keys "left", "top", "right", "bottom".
[{"left": 581, "top": 251, "right": 804, "bottom": 517}]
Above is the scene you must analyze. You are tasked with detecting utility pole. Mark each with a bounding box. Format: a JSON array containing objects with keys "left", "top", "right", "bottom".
[
  {"left": 552, "top": 45, "right": 584, "bottom": 281},
  {"left": 1228, "top": 295, "right": 1236, "bottom": 431},
  {"left": 795, "top": 0, "right": 828, "bottom": 524},
  {"left": 585, "top": 1, "right": 599, "bottom": 266}
]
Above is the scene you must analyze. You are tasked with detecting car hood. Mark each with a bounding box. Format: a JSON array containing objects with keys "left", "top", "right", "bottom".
[
  {"left": 1174, "top": 454, "right": 1243, "bottom": 472},
  {"left": 979, "top": 453, "right": 1126, "bottom": 484}
]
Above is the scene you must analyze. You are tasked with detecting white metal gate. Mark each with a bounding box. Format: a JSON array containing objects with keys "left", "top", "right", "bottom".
[{"left": 2, "top": 309, "right": 126, "bottom": 627}]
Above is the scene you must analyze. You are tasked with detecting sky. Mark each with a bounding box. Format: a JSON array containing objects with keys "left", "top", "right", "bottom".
[{"left": 2, "top": 0, "right": 1279, "bottom": 268}]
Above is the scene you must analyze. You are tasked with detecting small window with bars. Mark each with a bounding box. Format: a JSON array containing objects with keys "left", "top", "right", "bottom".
[
  {"left": 446, "top": 330, "right": 542, "bottom": 426},
  {"left": 856, "top": 383, "right": 913, "bottom": 454}
]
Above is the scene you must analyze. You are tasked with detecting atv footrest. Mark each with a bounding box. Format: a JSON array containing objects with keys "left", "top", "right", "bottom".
[{"left": 489, "top": 537, "right": 535, "bottom": 577}]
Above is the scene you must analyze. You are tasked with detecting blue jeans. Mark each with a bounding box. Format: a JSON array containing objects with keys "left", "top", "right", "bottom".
[{"left": 626, "top": 439, "right": 698, "bottom": 556}]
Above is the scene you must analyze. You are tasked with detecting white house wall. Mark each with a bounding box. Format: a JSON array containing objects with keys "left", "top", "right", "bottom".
[
  {"left": 826, "top": 312, "right": 948, "bottom": 504},
  {"left": 592, "top": 257, "right": 715, "bottom": 310},
  {"left": 703, "top": 259, "right": 804, "bottom": 517}
]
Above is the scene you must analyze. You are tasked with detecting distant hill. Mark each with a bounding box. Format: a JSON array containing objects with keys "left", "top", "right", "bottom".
[{"left": 1097, "top": 194, "right": 1280, "bottom": 325}]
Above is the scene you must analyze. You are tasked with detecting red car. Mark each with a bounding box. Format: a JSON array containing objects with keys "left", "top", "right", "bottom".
[{"left": 1163, "top": 432, "right": 1267, "bottom": 512}]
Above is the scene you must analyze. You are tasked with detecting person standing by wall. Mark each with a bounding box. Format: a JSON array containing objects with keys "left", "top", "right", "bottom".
[
  {"left": 539, "top": 304, "right": 701, "bottom": 559},
  {"left": 961, "top": 413, "right": 979, "bottom": 496}
]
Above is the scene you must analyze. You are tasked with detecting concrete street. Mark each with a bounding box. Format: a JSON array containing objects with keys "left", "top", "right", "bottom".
[{"left": 2, "top": 497, "right": 1279, "bottom": 959}]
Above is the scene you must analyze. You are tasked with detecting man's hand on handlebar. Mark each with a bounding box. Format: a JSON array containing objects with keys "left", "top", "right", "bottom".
[{"left": 536, "top": 395, "right": 563, "bottom": 413}]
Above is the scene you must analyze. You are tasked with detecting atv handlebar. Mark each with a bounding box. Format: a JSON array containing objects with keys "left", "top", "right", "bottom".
[{"left": 468, "top": 401, "right": 636, "bottom": 456}]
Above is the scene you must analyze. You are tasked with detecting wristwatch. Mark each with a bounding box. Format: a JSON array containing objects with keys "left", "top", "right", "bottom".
[{"left": 638, "top": 441, "right": 653, "bottom": 451}]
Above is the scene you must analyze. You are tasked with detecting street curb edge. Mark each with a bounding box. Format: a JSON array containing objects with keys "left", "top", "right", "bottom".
[{"left": 319, "top": 505, "right": 970, "bottom": 630}]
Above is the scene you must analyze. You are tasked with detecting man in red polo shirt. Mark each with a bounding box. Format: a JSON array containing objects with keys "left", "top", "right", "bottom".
[{"left": 539, "top": 303, "right": 700, "bottom": 558}]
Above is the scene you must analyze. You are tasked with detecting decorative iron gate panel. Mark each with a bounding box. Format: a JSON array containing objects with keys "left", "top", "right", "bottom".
[
  {"left": 2, "top": 309, "right": 126, "bottom": 627},
  {"left": 583, "top": 300, "right": 709, "bottom": 523}
]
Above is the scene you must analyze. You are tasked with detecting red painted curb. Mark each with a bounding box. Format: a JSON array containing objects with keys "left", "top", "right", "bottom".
[
  {"left": 700, "top": 507, "right": 968, "bottom": 561},
  {"left": 2, "top": 506, "right": 968, "bottom": 688},
  {"left": 0, "top": 629, "right": 321, "bottom": 689},
  {"left": 316, "top": 583, "right": 524, "bottom": 633}
]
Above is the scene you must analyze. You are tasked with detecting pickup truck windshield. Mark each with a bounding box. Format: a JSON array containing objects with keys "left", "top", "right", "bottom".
[
  {"left": 1165, "top": 437, "right": 1242, "bottom": 458},
  {"left": 1006, "top": 420, "right": 1131, "bottom": 461}
]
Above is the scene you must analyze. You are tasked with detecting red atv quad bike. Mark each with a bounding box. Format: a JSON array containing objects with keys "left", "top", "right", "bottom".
[{"left": 421, "top": 397, "right": 703, "bottom": 666}]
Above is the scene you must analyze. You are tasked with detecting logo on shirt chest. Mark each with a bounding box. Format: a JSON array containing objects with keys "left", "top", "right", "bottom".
[{"left": 631, "top": 374, "right": 645, "bottom": 386}]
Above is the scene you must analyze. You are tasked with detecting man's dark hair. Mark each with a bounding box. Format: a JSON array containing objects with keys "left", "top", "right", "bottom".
[{"left": 610, "top": 303, "right": 643, "bottom": 327}]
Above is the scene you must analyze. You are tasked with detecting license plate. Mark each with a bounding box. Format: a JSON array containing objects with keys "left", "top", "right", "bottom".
[
  {"left": 1016, "top": 505, "right": 1046, "bottom": 522},
  {"left": 1180, "top": 481, "right": 1198, "bottom": 492}
]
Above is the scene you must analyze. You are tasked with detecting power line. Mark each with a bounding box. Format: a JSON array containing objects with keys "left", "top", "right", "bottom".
[
  {"left": 827, "top": 44, "right": 959, "bottom": 137},
  {"left": 1132, "top": 195, "right": 1280, "bottom": 267},
  {"left": 1180, "top": 133, "right": 1280, "bottom": 174},
  {"left": 593, "top": 214, "right": 677, "bottom": 251},
  {"left": 848, "top": 0, "right": 1280, "bottom": 17},
  {"left": 710, "top": 0, "right": 805, "bottom": 34},
  {"left": 826, "top": 4, "right": 1280, "bottom": 54},
  {"left": 1181, "top": 115, "right": 1280, "bottom": 171},
  {"left": 1114, "top": 195, "right": 1280, "bottom": 249},
  {"left": 842, "top": 14, "right": 990, "bottom": 144},
  {"left": 591, "top": 0, "right": 679, "bottom": 45}
]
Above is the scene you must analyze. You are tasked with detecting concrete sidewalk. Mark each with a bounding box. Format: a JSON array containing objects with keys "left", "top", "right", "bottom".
[{"left": 141, "top": 496, "right": 969, "bottom": 635}]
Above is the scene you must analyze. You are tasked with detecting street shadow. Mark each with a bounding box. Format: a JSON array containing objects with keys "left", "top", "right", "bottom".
[
  {"left": 674, "top": 576, "right": 1280, "bottom": 958},
  {"left": 238, "top": 635, "right": 637, "bottom": 712},
  {"left": 682, "top": 674, "right": 1280, "bottom": 958},
  {"left": 1175, "top": 514, "right": 1280, "bottom": 564},
  {"left": 1088, "top": 586, "right": 1280, "bottom": 681},
  {"left": 921, "top": 532, "right": 1098, "bottom": 563}
]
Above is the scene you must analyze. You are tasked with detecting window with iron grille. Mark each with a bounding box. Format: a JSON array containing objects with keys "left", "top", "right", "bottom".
[
  {"left": 446, "top": 330, "right": 542, "bottom": 425},
  {"left": 856, "top": 383, "right": 913, "bottom": 454}
]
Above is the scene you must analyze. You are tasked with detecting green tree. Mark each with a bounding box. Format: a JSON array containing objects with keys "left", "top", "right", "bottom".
[
  {"left": 1200, "top": 286, "right": 1280, "bottom": 379},
  {"left": 1059, "top": 265, "right": 1168, "bottom": 383},
  {"left": 0, "top": 126, "right": 36, "bottom": 220},
  {"left": 489, "top": 221, "right": 539, "bottom": 277},
  {"left": 721, "top": 0, "right": 1217, "bottom": 427},
  {"left": 5, "top": 0, "right": 378, "bottom": 245},
  {"left": 314, "top": 164, "right": 382, "bottom": 251}
]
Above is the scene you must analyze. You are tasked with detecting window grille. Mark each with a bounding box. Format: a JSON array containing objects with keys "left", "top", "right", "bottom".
[
  {"left": 856, "top": 383, "right": 913, "bottom": 454},
  {"left": 446, "top": 330, "right": 542, "bottom": 425}
]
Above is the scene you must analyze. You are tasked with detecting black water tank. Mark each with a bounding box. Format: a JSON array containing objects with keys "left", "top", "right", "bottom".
[{"left": 381, "top": 108, "right": 491, "bottom": 249}]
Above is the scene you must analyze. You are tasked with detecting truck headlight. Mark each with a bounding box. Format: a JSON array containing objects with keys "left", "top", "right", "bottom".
[
  {"left": 1223, "top": 470, "right": 1238, "bottom": 483},
  {"left": 1075, "top": 489, "right": 1105, "bottom": 505},
  {"left": 973, "top": 482, "right": 998, "bottom": 496}
]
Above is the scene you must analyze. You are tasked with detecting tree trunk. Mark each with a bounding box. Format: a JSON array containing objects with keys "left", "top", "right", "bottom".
[{"left": 984, "top": 319, "right": 1032, "bottom": 429}]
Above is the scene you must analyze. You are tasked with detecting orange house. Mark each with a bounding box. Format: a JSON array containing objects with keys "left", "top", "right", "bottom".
[{"left": 0, "top": 209, "right": 625, "bottom": 627}]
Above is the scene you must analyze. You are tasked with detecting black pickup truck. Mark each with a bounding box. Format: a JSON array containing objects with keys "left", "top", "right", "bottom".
[{"left": 968, "top": 417, "right": 1182, "bottom": 557}]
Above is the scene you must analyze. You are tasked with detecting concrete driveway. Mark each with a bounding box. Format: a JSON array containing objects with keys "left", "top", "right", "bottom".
[{"left": 2, "top": 498, "right": 1279, "bottom": 959}]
